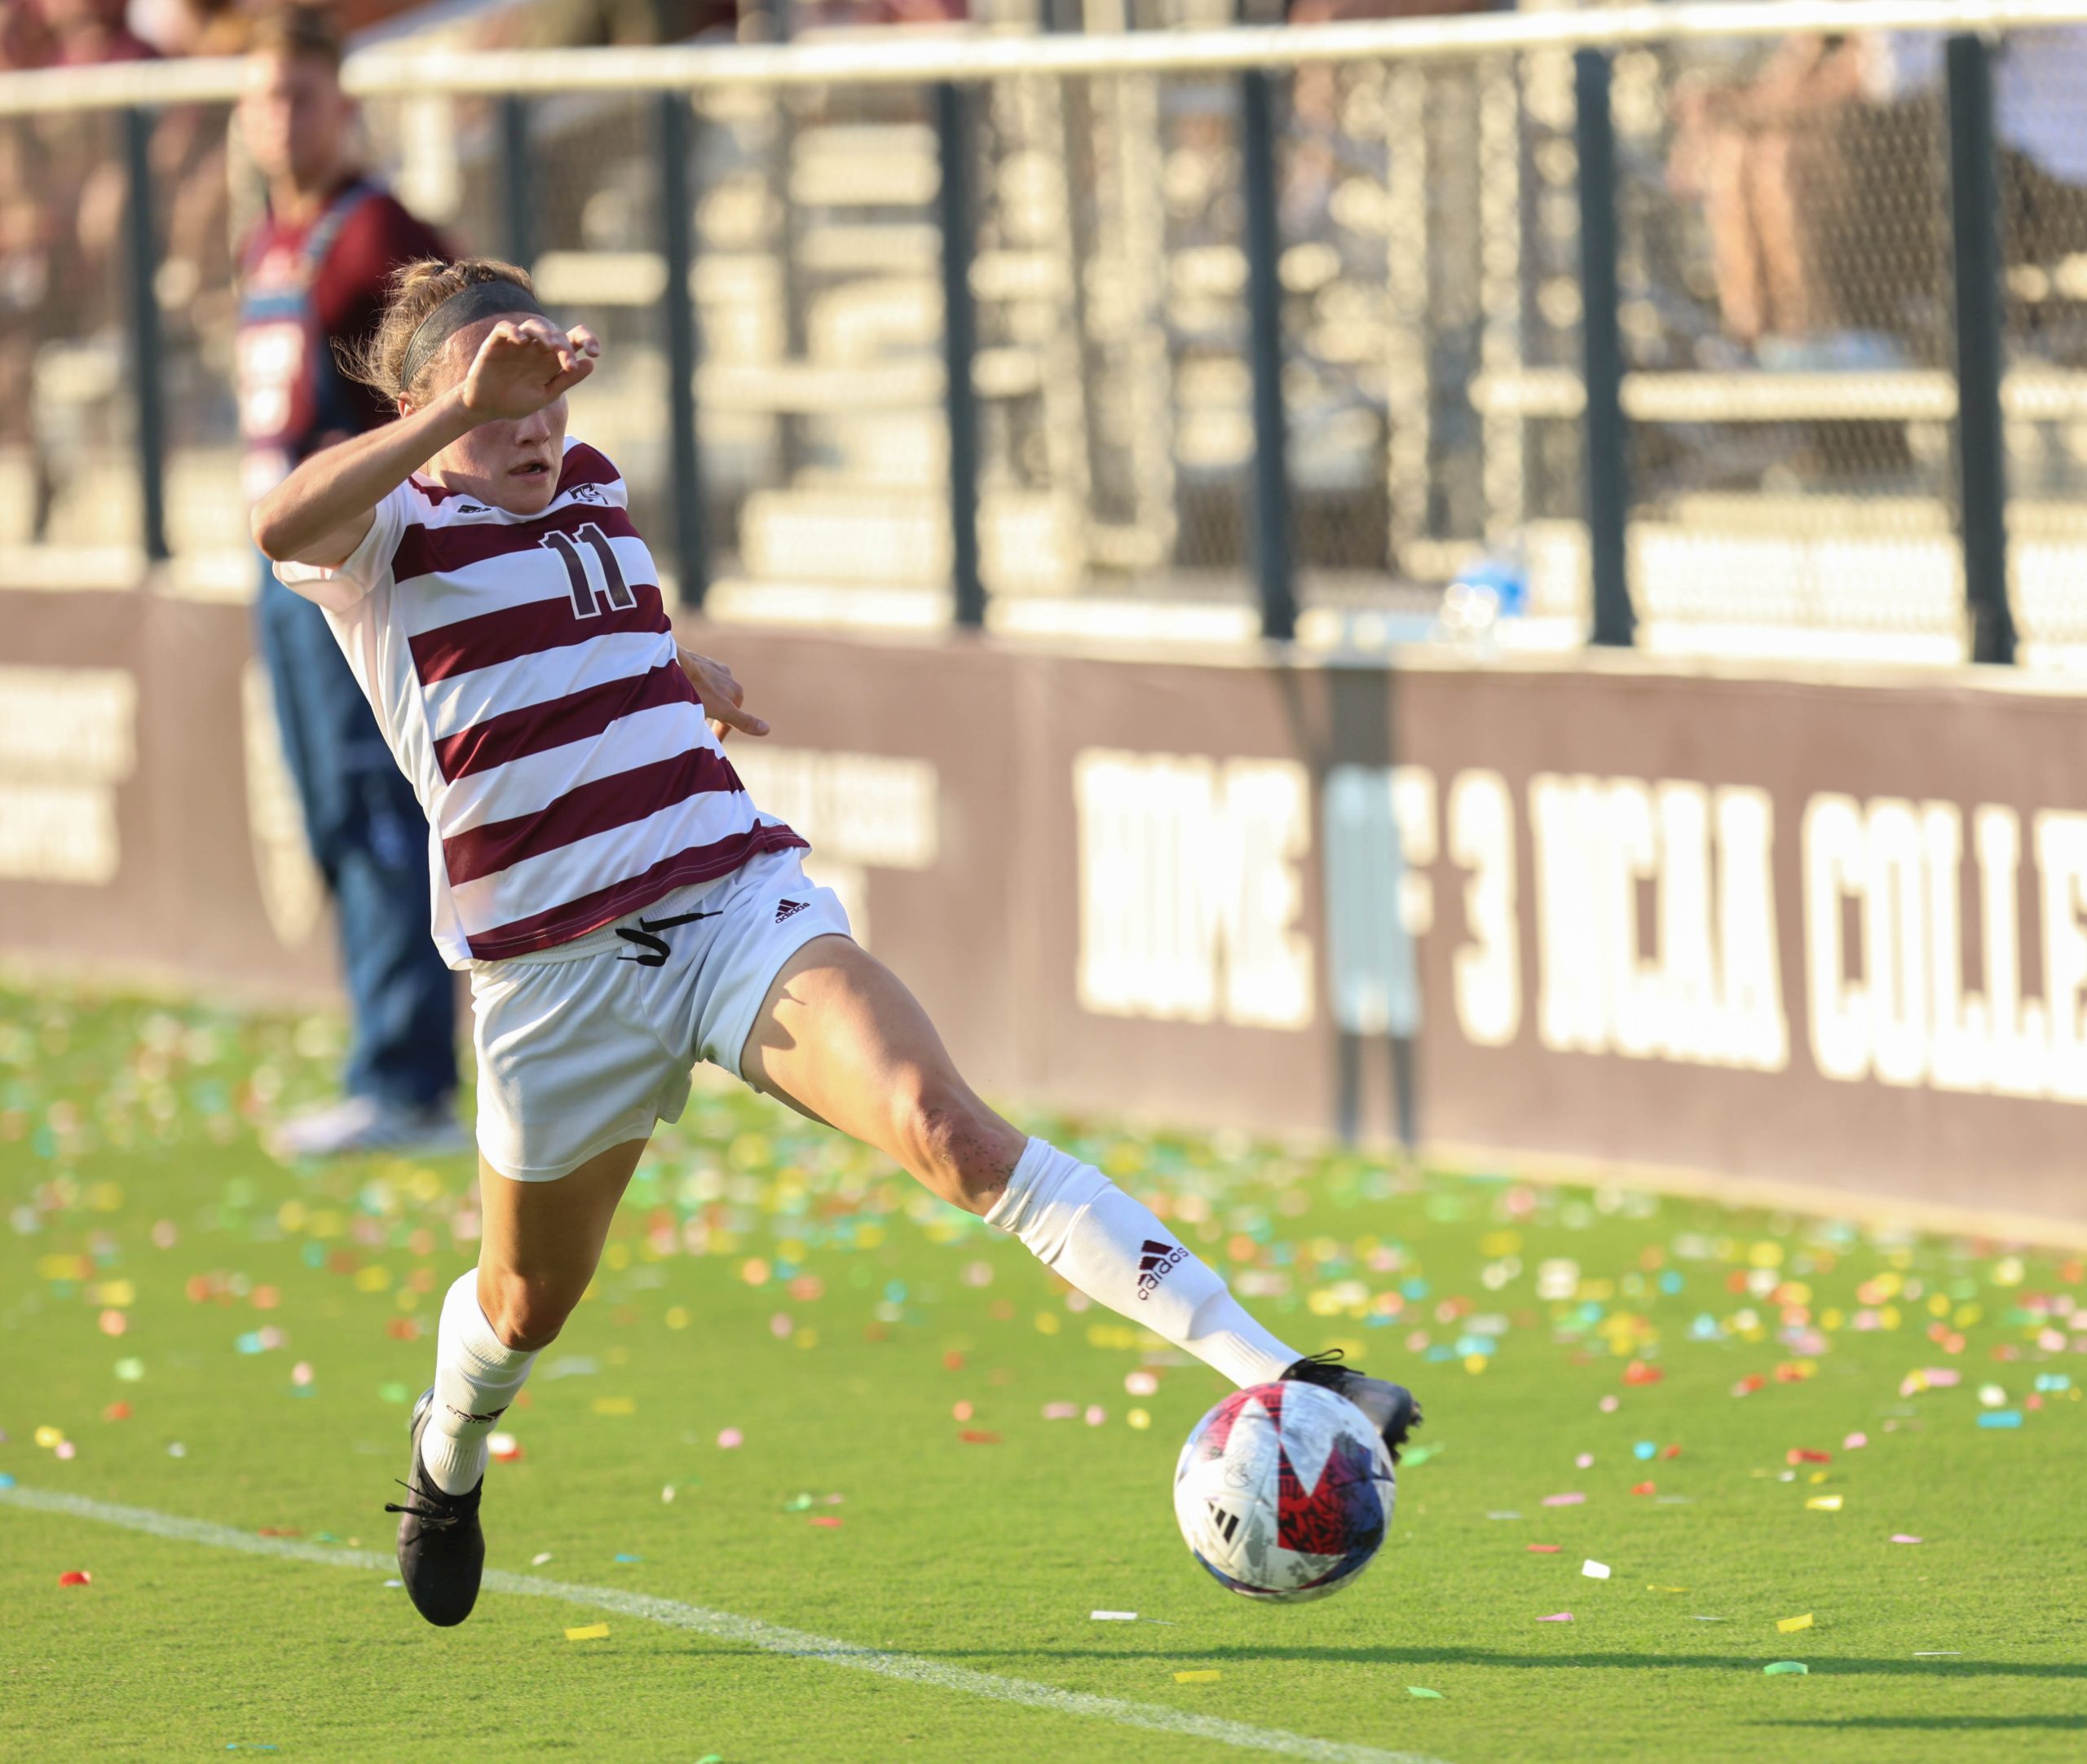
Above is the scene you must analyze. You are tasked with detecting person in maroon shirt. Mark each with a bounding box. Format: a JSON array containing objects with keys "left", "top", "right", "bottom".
[
  {"left": 238, "top": 4, "right": 465, "bottom": 1158},
  {"left": 39, "top": 0, "right": 160, "bottom": 64}
]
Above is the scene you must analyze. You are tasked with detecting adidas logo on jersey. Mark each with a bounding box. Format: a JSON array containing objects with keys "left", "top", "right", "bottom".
[
  {"left": 455, "top": 501, "right": 491, "bottom": 515},
  {"left": 774, "top": 898, "right": 808, "bottom": 924},
  {"left": 1135, "top": 1237, "right": 1188, "bottom": 1299}
]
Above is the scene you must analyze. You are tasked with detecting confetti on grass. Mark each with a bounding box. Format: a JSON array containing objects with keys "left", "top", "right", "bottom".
[
  {"left": 1406, "top": 1687, "right": 1444, "bottom": 1699},
  {"left": 57, "top": 1570, "right": 91, "bottom": 1587},
  {"left": 1764, "top": 1662, "right": 1809, "bottom": 1677},
  {"left": 1778, "top": 1614, "right": 1815, "bottom": 1634},
  {"left": 1537, "top": 1612, "right": 1573, "bottom": 1622},
  {"left": 565, "top": 1624, "right": 610, "bottom": 1642},
  {"left": 1092, "top": 1612, "right": 1138, "bottom": 1621},
  {"left": 1174, "top": 1670, "right": 1221, "bottom": 1684},
  {"left": 1890, "top": 1535, "right": 1924, "bottom": 1546},
  {"left": 1582, "top": 1560, "right": 1611, "bottom": 1580},
  {"left": 1542, "top": 1493, "right": 1585, "bottom": 1507}
]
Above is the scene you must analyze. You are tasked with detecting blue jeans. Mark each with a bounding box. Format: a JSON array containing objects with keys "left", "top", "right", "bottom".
[{"left": 257, "top": 562, "right": 457, "bottom": 1109}]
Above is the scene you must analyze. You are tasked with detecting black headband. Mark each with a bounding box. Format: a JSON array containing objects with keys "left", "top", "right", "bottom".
[{"left": 400, "top": 278, "right": 549, "bottom": 393}]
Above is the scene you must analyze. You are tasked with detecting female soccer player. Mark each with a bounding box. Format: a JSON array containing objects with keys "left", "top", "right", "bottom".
[{"left": 254, "top": 257, "right": 1420, "bottom": 1628}]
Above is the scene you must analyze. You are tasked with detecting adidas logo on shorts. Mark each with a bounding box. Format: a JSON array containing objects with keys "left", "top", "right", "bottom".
[{"left": 775, "top": 899, "right": 809, "bottom": 924}]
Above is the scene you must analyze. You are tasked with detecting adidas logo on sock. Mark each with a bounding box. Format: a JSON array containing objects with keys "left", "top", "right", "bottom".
[
  {"left": 1135, "top": 1237, "right": 1187, "bottom": 1300},
  {"left": 446, "top": 1403, "right": 508, "bottom": 1426},
  {"left": 774, "top": 898, "right": 808, "bottom": 924}
]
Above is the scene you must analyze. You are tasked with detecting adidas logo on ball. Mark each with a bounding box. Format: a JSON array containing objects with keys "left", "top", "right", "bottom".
[{"left": 1135, "top": 1238, "right": 1187, "bottom": 1300}]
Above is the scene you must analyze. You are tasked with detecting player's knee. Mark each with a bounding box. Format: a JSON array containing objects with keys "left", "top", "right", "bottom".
[
  {"left": 888, "top": 1066, "right": 1008, "bottom": 1216},
  {"left": 479, "top": 1271, "right": 571, "bottom": 1352}
]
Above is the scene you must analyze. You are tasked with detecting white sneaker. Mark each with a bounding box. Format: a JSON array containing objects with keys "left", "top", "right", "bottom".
[{"left": 268, "top": 1095, "right": 471, "bottom": 1160}]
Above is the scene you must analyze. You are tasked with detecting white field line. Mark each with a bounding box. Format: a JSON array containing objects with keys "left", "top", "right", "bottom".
[{"left": 0, "top": 1484, "right": 1448, "bottom": 1764}]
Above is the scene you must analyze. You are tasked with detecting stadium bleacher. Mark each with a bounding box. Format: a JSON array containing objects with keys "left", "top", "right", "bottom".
[{"left": 7, "top": 1, "right": 2087, "bottom": 660}]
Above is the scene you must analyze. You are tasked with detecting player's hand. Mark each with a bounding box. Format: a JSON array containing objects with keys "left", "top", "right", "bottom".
[
  {"left": 460, "top": 320, "right": 600, "bottom": 421},
  {"left": 677, "top": 646, "right": 770, "bottom": 742}
]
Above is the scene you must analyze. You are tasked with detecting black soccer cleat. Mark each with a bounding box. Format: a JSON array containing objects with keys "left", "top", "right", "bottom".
[
  {"left": 1282, "top": 1350, "right": 1423, "bottom": 1464},
  {"left": 384, "top": 1387, "right": 485, "bottom": 1628}
]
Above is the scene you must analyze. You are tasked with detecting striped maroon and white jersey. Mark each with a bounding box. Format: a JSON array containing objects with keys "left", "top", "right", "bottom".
[{"left": 275, "top": 439, "right": 804, "bottom": 966}]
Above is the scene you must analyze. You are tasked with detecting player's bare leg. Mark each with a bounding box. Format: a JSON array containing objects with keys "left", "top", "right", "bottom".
[
  {"left": 741, "top": 937, "right": 1420, "bottom": 1450},
  {"left": 390, "top": 1136, "right": 644, "bottom": 1626}
]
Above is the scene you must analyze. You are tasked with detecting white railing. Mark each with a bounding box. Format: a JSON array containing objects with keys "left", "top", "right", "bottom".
[
  {"left": 7, "top": 0, "right": 2087, "bottom": 112},
  {"left": 10, "top": 0, "right": 2087, "bottom": 664}
]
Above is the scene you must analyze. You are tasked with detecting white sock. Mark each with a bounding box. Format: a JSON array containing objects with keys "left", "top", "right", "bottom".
[
  {"left": 423, "top": 1270, "right": 536, "bottom": 1495},
  {"left": 985, "top": 1137, "right": 1299, "bottom": 1387}
]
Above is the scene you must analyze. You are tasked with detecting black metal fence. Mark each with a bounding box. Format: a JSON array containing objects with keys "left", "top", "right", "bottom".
[{"left": 8, "top": 13, "right": 2087, "bottom": 662}]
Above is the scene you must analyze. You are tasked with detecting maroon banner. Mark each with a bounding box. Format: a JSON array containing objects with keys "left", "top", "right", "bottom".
[{"left": 9, "top": 595, "right": 2087, "bottom": 1226}]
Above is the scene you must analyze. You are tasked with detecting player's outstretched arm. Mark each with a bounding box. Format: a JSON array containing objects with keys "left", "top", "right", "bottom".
[{"left": 251, "top": 383, "right": 479, "bottom": 567}]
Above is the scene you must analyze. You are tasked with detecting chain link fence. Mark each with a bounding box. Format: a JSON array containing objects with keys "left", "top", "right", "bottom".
[
  {"left": 0, "top": 103, "right": 135, "bottom": 572},
  {"left": 10, "top": 9, "right": 2087, "bottom": 664}
]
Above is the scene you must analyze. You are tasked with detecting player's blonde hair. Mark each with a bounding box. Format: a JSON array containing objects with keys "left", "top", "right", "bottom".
[{"left": 344, "top": 256, "right": 540, "bottom": 404}]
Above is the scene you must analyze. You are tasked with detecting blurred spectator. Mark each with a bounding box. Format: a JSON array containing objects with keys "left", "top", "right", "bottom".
[
  {"left": 41, "top": 0, "right": 161, "bottom": 63},
  {"left": 1, "top": 1, "right": 58, "bottom": 68},
  {"left": 236, "top": 2, "right": 465, "bottom": 1157},
  {"left": 489, "top": 0, "right": 733, "bottom": 49},
  {"left": 1671, "top": 29, "right": 2087, "bottom": 370},
  {"left": 173, "top": 0, "right": 258, "bottom": 54},
  {"left": 1665, "top": 34, "right": 1913, "bottom": 370}
]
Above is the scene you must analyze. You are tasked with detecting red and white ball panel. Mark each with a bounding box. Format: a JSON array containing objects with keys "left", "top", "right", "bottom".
[{"left": 1172, "top": 1380, "right": 1396, "bottom": 1603}]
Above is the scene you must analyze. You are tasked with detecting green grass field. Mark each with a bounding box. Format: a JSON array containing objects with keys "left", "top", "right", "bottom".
[{"left": 3, "top": 983, "right": 2084, "bottom": 1764}]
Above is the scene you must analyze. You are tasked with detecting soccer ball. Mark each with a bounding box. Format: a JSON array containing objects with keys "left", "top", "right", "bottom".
[{"left": 1172, "top": 1380, "right": 1395, "bottom": 1603}]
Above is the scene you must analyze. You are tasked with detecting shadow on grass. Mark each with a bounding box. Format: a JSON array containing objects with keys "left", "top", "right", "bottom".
[
  {"left": 901, "top": 1646, "right": 2087, "bottom": 1682},
  {"left": 1756, "top": 1718, "right": 2087, "bottom": 1731}
]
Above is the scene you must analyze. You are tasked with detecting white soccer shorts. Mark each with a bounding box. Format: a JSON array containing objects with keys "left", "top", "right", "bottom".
[{"left": 467, "top": 846, "right": 851, "bottom": 1180}]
